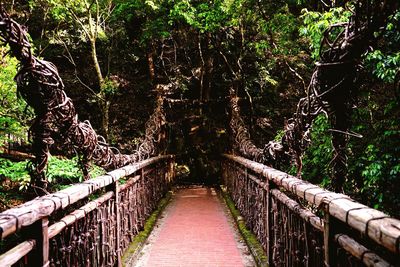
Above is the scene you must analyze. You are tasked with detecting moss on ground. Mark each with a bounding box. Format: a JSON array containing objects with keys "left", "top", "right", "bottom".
[
  {"left": 122, "top": 191, "right": 172, "bottom": 266},
  {"left": 219, "top": 186, "right": 269, "bottom": 267}
]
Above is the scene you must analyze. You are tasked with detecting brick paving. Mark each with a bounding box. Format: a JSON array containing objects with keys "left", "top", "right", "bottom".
[{"left": 131, "top": 186, "right": 252, "bottom": 267}]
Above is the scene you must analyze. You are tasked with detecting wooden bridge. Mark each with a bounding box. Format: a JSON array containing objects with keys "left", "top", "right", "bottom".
[
  {"left": 0, "top": 154, "right": 399, "bottom": 267},
  {"left": 1, "top": 2, "right": 400, "bottom": 266}
]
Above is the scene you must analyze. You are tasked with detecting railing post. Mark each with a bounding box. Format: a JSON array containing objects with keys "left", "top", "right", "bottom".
[
  {"left": 169, "top": 157, "right": 175, "bottom": 184},
  {"left": 221, "top": 159, "right": 226, "bottom": 186},
  {"left": 265, "top": 174, "right": 272, "bottom": 266},
  {"left": 116, "top": 181, "right": 122, "bottom": 267},
  {"left": 322, "top": 202, "right": 338, "bottom": 267},
  {"left": 141, "top": 167, "right": 146, "bottom": 211},
  {"left": 108, "top": 181, "right": 122, "bottom": 267},
  {"left": 27, "top": 217, "right": 49, "bottom": 267}
]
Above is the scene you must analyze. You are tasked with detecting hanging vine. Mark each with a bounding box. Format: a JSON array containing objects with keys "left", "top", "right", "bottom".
[
  {"left": 229, "top": 89, "right": 284, "bottom": 163},
  {"left": 0, "top": 6, "right": 166, "bottom": 192},
  {"left": 229, "top": 0, "right": 398, "bottom": 191}
]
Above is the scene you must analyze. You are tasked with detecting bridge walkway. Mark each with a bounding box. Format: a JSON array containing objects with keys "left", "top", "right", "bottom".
[{"left": 127, "top": 186, "right": 255, "bottom": 267}]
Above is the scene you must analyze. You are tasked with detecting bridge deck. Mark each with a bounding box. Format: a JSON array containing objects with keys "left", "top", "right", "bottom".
[{"left": 128, "top": 186, "right": 254, "bottom": 267}]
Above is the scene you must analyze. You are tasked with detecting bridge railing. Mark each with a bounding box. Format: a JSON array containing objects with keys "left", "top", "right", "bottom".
[
  {"left": 0, "top": 155, "right": 175, "bottom": 267},
  {"left": 221, "top": 154, "right": 400, "bottom": 266}
]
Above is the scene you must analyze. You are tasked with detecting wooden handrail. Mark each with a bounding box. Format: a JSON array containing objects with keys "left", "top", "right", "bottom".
[
  {"left": 222, "top": 154, "right": 400, "bottom": 254},
  {"left": 0, "top": 239, "right": 36, "bottom": 266},
  {"left": 222, "top": 154, "right": 400, "bottom": 267},
  {"left": 0, "top": 155, "right": 175, "bottom": 266},
  {"left": 0, "top": 155, "right": 174, "bottom": 240}
]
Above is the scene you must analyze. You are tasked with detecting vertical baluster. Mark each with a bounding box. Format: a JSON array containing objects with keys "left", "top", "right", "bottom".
[
  {"left": 141, "top": 167, "right": 146, "bottom": 225},
  {"left": 115, "top": 181, "right": 122, "bottom": 267},
  {"left": 322, "top": 202, "right": 339, "bottom": 267},
  {"left": 259, "top": 179, "right": 266, "bottom": 250},
  {"left": 265, "top": 173, "right": 273, "bottom": 266},
  {"left": 26, "top": 217, "right": 49, "bottom": 267},
  {"left": 107, "top": 180, "right": 121, "bottom": 267}
]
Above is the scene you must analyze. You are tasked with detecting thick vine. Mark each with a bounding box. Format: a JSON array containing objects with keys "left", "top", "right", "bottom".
[
  {"left": 0, "top": 6, "right": 166, "bottom": 192},
  {"left": 229, "top": 0, "right": 398, "bottom": 191}
]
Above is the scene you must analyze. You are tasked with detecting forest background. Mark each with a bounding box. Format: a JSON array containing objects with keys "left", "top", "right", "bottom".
[{"left": 0, "top": 0, "right": 399, "bottom": 218}]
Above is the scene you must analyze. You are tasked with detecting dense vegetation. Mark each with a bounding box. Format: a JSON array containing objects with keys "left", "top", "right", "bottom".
[{"left": 0, "top": 1, "right": 399, "bottom": 217}]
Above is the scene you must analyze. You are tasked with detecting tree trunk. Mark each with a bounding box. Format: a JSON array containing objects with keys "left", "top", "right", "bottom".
[
  {"left": 198, "top": 33, "right": 205, "bottom": 102},
  {"left": 101, "top": 100, "right": 110, "bottom": 140},
  {"left": 203, "top": 34, "right": 213, "bottom": 101},
  {"left": 147, "top": 45, "right": 155, "bottom": 82},
  {"left": 90, "top": 38, "right": 110, "bottom": 139},
  {"left": 90, "top": 38, "right": 103, "bottom": 84},
  {"left": 329, "top": 106, "right": 350, "bottom": 193}
]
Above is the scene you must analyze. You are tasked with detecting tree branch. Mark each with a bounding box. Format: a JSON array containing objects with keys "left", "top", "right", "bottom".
[{"left": 68, "top": 7, "right": 91, "bottom": 40}]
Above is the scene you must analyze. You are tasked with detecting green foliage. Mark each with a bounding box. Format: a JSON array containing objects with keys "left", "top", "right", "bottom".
[
  {"left": 300, "top": 108, "right": 399, "bottom": 217},
  {"left": 169, "top": 0, "right": 198, "bottom": 27},
  {"left": 274, "top": 129, "right": 285, "bottom": 142},
  {"left": 172, "top": 1, "right": 227, "bottom": 33},
  {"left": 141, "top": 17, "right": 170, "bottom": 41},
  {"left": 300, "top": 114, "right": 332, "bottom": 186},
  {"left": 348, "top": 105, "right": 400, "bottom": 214},
  {"left": 46, "top": 156, "right": 105, "bottom": 184},
  {"left": 268, "top": 8, "right": 300, "bottom": 56},
  {"left": 114, "top": 0, "right": 171, "bottom": 42},
  {"left": 364, "top": 12, "right": 400, "bottom": 83},
  {"left": 0, "top": 159, "right": 30, "bottom": 191},
  {"left": 31, "top": 0, "right": 107, "bottom": 23},
  {"left": 101, "top": 77, "right": 120, "bottom": 97},
  {"left": 0, "top": 157, "right": 105, "bottom": 191},
  {"left": 7, "top": 0, "right": 399, "bottom": 219},
  {"left": 0, "top": 49, "right": 33, "bottom": 147},
  {"left": 355, "top": 139, "right": 400, "bottom": 211},
  {"left": 115, "top": 0, "right": 229, "bottom": 43},
  {"left": 300, "top": 7, "right": 351, "bottom": 59},
  {"left": 365, "top": 50, "right": 400, "bottom": 83},
  {"left": 30, "top": 0, "right": 113, "bottom": 48},
  {"left": 298, "top": 7, "right": 399, "bottom": 217}
]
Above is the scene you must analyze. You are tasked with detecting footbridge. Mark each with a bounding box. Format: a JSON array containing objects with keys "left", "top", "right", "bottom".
[
  {"left": 0, "top": 2, "right": 399, "bottom": 267},
  {"left": 1, "top": 154, "right": 399, "bottom": 266}
]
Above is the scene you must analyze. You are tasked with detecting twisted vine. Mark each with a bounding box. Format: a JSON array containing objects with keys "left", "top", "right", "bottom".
[
  {"left": 229, "top": 89, "right": 284, "bottom": 163},
  {"left": 0, "top": 6, "right": 166, "bottom": 191},
  {"left": 229, "top": 0, "right": 398, "bottom": 191}
]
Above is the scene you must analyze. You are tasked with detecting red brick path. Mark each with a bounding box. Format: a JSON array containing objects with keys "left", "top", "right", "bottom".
[{"left": 142, "top": 187, "right": 247, "bottom": 267}]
